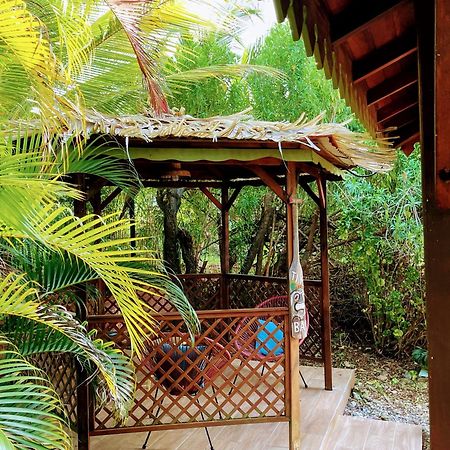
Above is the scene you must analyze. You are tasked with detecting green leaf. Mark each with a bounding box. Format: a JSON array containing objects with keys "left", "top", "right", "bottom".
[{"left": 0, "top": 336, "right": 71, "bottom": 450}]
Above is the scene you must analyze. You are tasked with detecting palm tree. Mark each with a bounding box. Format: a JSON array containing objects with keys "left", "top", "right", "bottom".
[
  {"left": 0, "top": 131, "right": 202, "bottom": 448},
  {"left": 1, "top": 0, "right": 281, "bottom": 120},
  {"left": 0, "top": 1, "right": 280, "bottom": 447}
]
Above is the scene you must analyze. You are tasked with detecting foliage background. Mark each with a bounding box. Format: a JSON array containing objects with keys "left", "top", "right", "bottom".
[{"left": 124, "top": 24, "right": 425, "bottom": 357}]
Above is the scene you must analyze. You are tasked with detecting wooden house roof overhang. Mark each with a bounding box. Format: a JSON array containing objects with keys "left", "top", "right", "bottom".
[{"left": 273, "top": 0, "right": 419, "bottom": 154}]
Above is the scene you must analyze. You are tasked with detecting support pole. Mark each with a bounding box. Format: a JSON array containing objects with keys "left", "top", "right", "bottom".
[
  {"left": 220, "top": 186, "right": 230, "bottom": 309},
  {"left": 73, "top": 175, "right": 90, "bottom": 450},
  {"left": 286, "top": 162, "right": 301, "bottom": 450},
  {"left": 317, "top": 176, "right": 332, "bottom": 390},
  {"left": 416, "top": 1, "right": 450, "bottom": 448}
]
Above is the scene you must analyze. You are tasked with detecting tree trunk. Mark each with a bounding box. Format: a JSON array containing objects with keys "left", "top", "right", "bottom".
[
  {"left": 241, "top": 192, "right": 275, "bottom": 274},
  {"left": 178, "top": 228, "right": 197, "bottom": 273},
  {"left": 272, "top": 245, "right": 287, "bottom": 277},
  {"left": 156, "top": 188, "right": 184, "bottom": 274},
  {"left": 301, "top": 208, "right": 319, "bottom": 275}
]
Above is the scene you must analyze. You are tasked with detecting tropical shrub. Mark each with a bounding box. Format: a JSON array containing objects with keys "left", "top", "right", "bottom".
[
  {"left": 167, "top": 23, "right": 426, "bottom": 356},
  {"left": 330, "top": 151, "right": 425, "bottom": 355}
]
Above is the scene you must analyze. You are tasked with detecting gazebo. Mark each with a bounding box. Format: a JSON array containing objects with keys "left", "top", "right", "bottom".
[{"left": 57, "top": 110, "right": 393, "bottom": 449}]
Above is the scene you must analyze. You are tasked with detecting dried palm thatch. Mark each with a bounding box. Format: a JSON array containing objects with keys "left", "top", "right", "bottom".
[
  {"left": 9, "top": 108, "right": 394, "bottom": 172},
  {"left": 77, "top": 108, "right": 394, "bottom": 172}
]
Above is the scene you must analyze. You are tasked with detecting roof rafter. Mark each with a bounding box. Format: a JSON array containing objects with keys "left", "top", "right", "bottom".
[
  {"left": 330, "top": 0, "right": 409, "bottom": 46},
  {"left": 388, "top": 119, "right": 420, "bottom": 147},
  {"left": 376, "top": 91, "right": 418, "bottom": 123},
  {"left": 353, "top": 31, "right": 417, "bottom": 84},
  {"left": 381, "top": 104, "right": 419, "bottom": 129},
  {"left": 367, "top": 67, "right": 418, "bottom": 106}
]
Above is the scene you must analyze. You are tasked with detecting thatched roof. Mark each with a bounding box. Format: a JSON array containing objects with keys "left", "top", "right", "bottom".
[{"left": 77, "top": 109, "right": 394, "bottom": 173}]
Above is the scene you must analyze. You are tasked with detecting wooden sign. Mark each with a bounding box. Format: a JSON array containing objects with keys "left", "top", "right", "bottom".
[{"left": 289, "top": 199, "right": 307, "bottom": 340}]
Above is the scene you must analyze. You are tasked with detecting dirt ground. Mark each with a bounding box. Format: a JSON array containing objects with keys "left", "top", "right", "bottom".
[{"left": 331, "top": 338, "right": 429, "bottom": 449}]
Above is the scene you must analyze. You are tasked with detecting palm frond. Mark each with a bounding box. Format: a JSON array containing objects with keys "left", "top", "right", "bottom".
[
  {"left": 5, "top": 242, "right": 97, "bottom": 294},
  {"left": 166, "top": 63, "right": 285, "bottom": 94},
  {"left": 0, "top": 335, "right": 71, "bottom": 450},
  {"left": 5, "top": 314, "right": 135, "bottom": 422},
  {"left": 0, "top": 273, "right": 134, "bottom": 420},
  {"left": 0, "top": 0, "right": 62, "bottom": 125},
  {"left": 0, "top": 209, "right": 164, "bottom": 355},
  {"left": 60, "top": 136, "right": 142, "bottom": 196},
  {"left": 0, "top": 145, "right": 82, "bottom": 233},
  {"left": 117, "top": 261, "right": 200, "bottom": 342},
  {"left": 6, "top": 239, "right": 200, "bottom": 340},
  {"left": 102, "top": 0, "right": 222, "bottom": 114}
]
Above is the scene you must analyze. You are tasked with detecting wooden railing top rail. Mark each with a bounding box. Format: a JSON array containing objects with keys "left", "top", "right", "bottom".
[
  {"left": 177, "top": 272, "right": 322, "bottom": 287},
  {"left": 177, "top": 273, "right": 221, "bottom": 279},
  {"left": 87, "top": 306, "right": 289, "bottom": 323}
]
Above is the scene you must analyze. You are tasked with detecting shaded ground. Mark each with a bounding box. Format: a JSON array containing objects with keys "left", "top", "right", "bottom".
[{"left": 332, "top": 339, "right": 429, "bottom": 449}]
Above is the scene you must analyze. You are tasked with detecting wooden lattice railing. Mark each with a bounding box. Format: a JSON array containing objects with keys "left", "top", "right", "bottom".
[
  {"left": 228, "top": 274, "right": 288, "bottom": 308},
  {"left": 33, "top": 353, "right": 78, "bottom": 427},
  {"left": 89, "top": 274, "right": 324, "bottom": 362},
  {"left": 88, "top": 308, "right": 290, "bottom": 435},
  {"left": 227, "top": 275, "right": 323, "bottom": 361},
  {"left": 178, "top": 274, "right": 221, "bottom": 310}
]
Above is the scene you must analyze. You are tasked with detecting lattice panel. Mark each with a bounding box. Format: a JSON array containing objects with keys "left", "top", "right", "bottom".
[
  {"left": 228, "top": 276, "right": 323, "bottom": 361},
  {"left": 89, "top": 288, "right": 174, "bottom": 316},
  {"left": 33, "top": 353, "right": 78, "bottom": 426},
  {"left": 90, "top": 275, "right": 221, "bottom": 316},
  {"left": 178, "top": 275, "right": 221, "bottom": 310},
  {"left": 89, "top": 308, "right": 289, "bottom": 433},
  {"left": 300, "top": 283, "right": 323, "bottom": 360},
  {"left": 228, "top": 275, "right": 288, "bottom": 309}
]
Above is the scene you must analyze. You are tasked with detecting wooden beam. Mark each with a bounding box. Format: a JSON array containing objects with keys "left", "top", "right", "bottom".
[
  {"left": 200, "top": 187, "right": 222, "bottom": 210},
  {"left": 299, "top": 180, "right": 320, "bottom": 206},
  {"left": 380, "top": 104, "right": 419, "bottom": 129},
  {"left": 377, "top": 94, "right": 418, "bottom": 124},
  {"left": 73, "top": 175, "right": 91, "bottom": 450},
  {"left": 296, "top": 162, "right": 320, "bottom": 179},
  {"left": 220, "top": 187, "right": 230, "bottom": 309},
  {"left": 225, "top": 186, "right": 242, "bottom": 210},
  {"left": 86, "top": 178, "right": 107, "bottom": 201},
  {"left": 285, "top": 162, "right": 301, "bottom": 450},
  {"left": 248, "top": 165, "right": 288, "bottom": 203},
  {"left": 398, "top": 132, "right": 420, "bottom": 156},
  {"left": 435, "top": 2, "right": 450, "bottom": 209},
  {"left": 416, "top": 0, "right": 450, "bottom": 447},
  {"left": 389, "top": 119, "right": 420, "bottom": 146},
  {"left": 330, "top": 0, "right": 408, "bottom": 46},
  {"left": 89, "top": 189, "right": 102, "bottom": 215},
  {"left": 367, "top": 67, "right": 418, "bottom": 107},
  {"left": 317, "top": 176, "right": 332, "bottom": 391},
  {"left": 353, "top": 31, "right": 417, "bottom": 84},
  {"left": 273, "top": 0, "right": 290, "bottom": 22},
  {"left": 141, "top": 179, "right": 267, "bottom": 189},
  {"left": 99, "top": 187, "right": 122, "bottom": 211}
]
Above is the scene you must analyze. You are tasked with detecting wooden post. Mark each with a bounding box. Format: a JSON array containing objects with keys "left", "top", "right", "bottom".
[
  {"left": 286, "top": 162, "right": 301, "bottom": 450},
  {"left": 317, "top": 176, "right": 333, "bottom": 390},
  {"left": 220, "top": 186, "right": 230, "bottom": 309},
  {"left": 416, "top": 1, "right": 450, "bottom": 448},
  {"left": 73, "top": 175, "right": 90, "bottom": 450}
]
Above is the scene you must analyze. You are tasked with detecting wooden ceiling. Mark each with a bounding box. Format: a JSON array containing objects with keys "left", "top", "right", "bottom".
[{"left": 273, "top": 0, "right": 419, "bottom": 154}]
